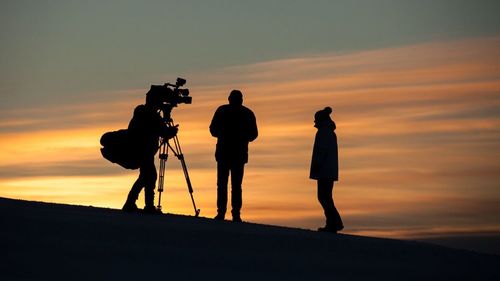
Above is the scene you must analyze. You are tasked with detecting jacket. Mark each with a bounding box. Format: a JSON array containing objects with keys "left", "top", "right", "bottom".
[
  {"left": 210, "top": 104, "right": 258, "bottom": 164},
  {"left": 310, "top": 122, "right": 338, "bottom": 180}
]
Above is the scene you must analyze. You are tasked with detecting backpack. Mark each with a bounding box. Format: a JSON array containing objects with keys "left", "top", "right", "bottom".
[{"left": 100, "top": 129, "right": 141, "bottom": 170}]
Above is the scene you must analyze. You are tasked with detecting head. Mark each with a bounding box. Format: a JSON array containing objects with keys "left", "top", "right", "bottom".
[
  {"left": 228, "top": 90, "right": 243, "bottom": 106},
  {"left": 146, "top": 86, "right": 169, "bottom": 110},
  {"left": 314, "top": 107, "right": 334, "bottom": 129}
]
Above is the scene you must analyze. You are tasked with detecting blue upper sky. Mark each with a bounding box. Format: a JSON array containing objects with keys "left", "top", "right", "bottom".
[{"left": 1, "top": 0, "right": 500, "bottom": 108}]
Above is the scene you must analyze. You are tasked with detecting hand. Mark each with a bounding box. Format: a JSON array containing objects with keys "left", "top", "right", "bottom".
[{"left": 162, "top": 125, "right": 178, "bottom": 139}]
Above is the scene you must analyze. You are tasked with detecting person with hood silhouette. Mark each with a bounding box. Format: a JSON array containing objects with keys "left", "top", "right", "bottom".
[
  {"left": 210, "top": 90, "right": 258, "bottom": 222},
  {"left": 310, "top": 107, "right": 343, "bottom": 233}
]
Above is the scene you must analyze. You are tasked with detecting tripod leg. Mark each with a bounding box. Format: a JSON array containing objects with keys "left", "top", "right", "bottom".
[
  {"left": 157, "top": 147, "right": 168, "bottom": 211},
  {"left": 165, "top": 125, "right": 201, "bottom": 217},
  {"left": 178, "top": 154, "right": 200, "bottom": 217}
]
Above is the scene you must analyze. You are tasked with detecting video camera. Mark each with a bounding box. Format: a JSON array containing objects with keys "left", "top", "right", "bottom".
[
  {"left": 149, "top": 77, "right": 192, "bottom": 107},
  {"left": 148, "top": 78, "right": 192, "bottom": 121}
]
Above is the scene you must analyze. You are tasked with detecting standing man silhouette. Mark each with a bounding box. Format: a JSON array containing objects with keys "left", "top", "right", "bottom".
[
  {"left": 310, "top": 107, "right": 343, "bottom": 233},
  {"left": 210, "top": 90, "right": 258, "bottom": 222}
]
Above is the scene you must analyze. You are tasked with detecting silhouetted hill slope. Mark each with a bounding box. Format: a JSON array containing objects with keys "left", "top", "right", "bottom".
[{"left": 1, "top": 197, "right": 499, "bottom": 281}]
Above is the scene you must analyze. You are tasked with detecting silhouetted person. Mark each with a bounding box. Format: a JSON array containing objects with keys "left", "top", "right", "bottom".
[
  {"left": 210, "top": 90, "right": 258, "bottom": 222},
  {"left": 122, "top": 89, "right": 177, "bottom": 214},
  {"left": 310, "top": 107, "right": 343, "bottom": 233}
]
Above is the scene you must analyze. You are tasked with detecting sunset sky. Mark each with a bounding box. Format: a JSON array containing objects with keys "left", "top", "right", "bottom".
[{"left": 1, "top": 0, "right": 500, "bottom": 239}]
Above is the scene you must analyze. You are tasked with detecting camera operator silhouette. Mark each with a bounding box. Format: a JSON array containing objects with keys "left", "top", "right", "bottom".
[
  {"left": 122, "top": 89, "right": 178, "bottom": 214},
  {"left": 210, "top": 90, "right": 258, "bottom": 222},
  {"left": 310, "top": 107, "right": 343, "bottom": 233}
]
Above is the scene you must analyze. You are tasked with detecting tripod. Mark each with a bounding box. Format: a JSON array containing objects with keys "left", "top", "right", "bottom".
[{"left": 156, "top": 119, "right": 200, "bottom": 217}]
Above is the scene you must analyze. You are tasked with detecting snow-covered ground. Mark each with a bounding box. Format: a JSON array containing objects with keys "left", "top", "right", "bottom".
[{"left": 1, "top": 197, "right": 499, "bottom": 281}]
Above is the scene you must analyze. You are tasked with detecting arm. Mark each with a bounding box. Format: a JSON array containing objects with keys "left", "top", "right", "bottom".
[
  {"left": 314, "top": 133, "right": 328, "bottom": 164},
  {"left": 209, "top": 107, "right": 222, "bottom": 138},
  {"left": 247, "top": 110, "right": 258, "bottom": 142},
  {"left": 160, "top": 124, "right": 178, "bottom": 140}
]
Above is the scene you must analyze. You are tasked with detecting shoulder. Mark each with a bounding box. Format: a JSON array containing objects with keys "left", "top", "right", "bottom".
[
  {"left": 134, "top": 104, "right": 147, "bottom": 114},
  {"left": 242, "top": 106, "right": 255, "bottom": 117},
  {"left": 134, "top": 105, "right": 160, "bottom": 120},
  {"left": 215, "top": 104, "right": 230, "bottom": 113}
]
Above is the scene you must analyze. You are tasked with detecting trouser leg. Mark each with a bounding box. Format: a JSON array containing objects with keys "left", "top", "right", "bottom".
[
  {"left": 331, "top": 183, "right": 344, "bottom": 230},
  {"left": 330, "top": 182, "right": 343, "bottom": 229},
  {"left": 142, "top": 157, "right": 157, "bottom": 208},
  {"left": 317, "top": 179, "right": 342, "bottom": 228},
  {"left": 317, "top": 179, "right": 333, "bottom": 224},
  {"left": 217, "top": 162, "right": 230, "bottom": 215},
  {"left": 127, "top": 173, "right": 145, "bottom": 204},
  {"left": 230, "top": 163, "right": 245, "bottom": 217}
]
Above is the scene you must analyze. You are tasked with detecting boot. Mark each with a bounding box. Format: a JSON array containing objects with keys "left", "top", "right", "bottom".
[
  {"left": 143, "top": 187, "right": 159, "bottom": 214},
  {"left": 318, "top": 223, "right": 342, "bottom": 233},
  {"left": 214, "top": 213, "right": 225, "bottom": 220},
  {"left": 232, "top": 211, "right": 242, "bottom": 222},
  {"left": 122, "top": 199, "right": 139, "bottom": 213},
  {"left": 143, "top": 204, "right": 162, "bottom": 214},
  {"left": 122, "top": 202, "right": 138, "bottom": 212},
  {"left": 317, "top": 225, "right": 337, "bottom": 233}
]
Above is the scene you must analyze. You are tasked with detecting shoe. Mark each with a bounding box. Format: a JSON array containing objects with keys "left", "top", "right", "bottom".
[
  {"left": 214, "top": 213, "right": 225, "bottom": 220},
  {"left": 232, "top": 215, "right": 242, "bottom": 223},
  {"left": 143, "top": 205, "right": 162, "bottom": 215},
  {"left": 318, "top": 225, "right": 338, "bottom": 233},
  {"left": 122, "top": 202, "right": 139, "bottom": 213}
]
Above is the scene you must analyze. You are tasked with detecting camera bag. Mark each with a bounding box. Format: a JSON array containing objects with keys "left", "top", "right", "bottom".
[{"left": 100, "top": 129, "right": 141, "bottom": 170}]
